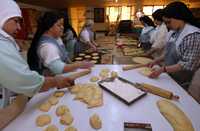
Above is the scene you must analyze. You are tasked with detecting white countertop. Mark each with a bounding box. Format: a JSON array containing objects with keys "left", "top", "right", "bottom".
[{"left": 3, "top": 65, "right": 200, "bottom": 131}]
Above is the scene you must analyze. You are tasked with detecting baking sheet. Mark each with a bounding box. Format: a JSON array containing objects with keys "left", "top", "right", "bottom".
[{"left": 98, "top": 77, "right": 146, "bottom": 104}]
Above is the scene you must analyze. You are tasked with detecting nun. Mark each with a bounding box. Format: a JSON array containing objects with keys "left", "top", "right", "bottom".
[
  {"left": 0, "top": 0, "right": 74, "bottom": 129},
  {"left": 148, "top": 2, "right": 200, "bottom": 89},
  {"left": 27, "top": 12, "right": 93, "bottom": 76}
]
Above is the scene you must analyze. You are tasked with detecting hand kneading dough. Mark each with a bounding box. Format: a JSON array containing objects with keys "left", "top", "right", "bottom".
[
  {"left": 60, "top": 112, "right": 73, "bottom": 125},
  {"left": 90, "top": 76, "right": 99, "bottom": 82},
  {"left": 36, "top": 114, "right": 51, "bottom": 127},
  {"left": 54, "top": 91, "right": 65, "bottom": 97},
  {"left": 44, "top": 125, "right": 58, "bottom": 131},
  {"left": 138, "top": 67, "right": 153, "bottom": 76},
  {"left": 65, "top": 126, "right": 77, "bottom": 131},
  {"left": 56, "top": 105, "right": 70, "bottom": 116},
  {"left": 48, "top": 96, "right": 59, "bottom": 105},
  {"left": 39, "top": 102, "right": 51, "bottom": 112},
  {"left": 157, "top": 100, "right": 194, "bottom": 131},
  {"left": 90, "top": 114, "right": 102, "bottom": 129}
]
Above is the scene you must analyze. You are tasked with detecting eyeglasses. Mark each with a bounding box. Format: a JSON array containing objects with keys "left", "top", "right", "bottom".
[{"left": 13, "top": 17, "right": 23, "bottom": 25}]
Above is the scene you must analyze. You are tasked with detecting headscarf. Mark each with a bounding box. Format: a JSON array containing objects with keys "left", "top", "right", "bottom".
[{"left": 0, "top": 0, "right": 22, "bottom": 29}]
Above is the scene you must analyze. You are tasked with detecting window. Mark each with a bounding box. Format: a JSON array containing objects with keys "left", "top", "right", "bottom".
[
  {"left": 143, "top": 6, "right": 164, "bottom": 17},
  {"left": 106, "top": 6, "right": 135, "bottom": 22}
]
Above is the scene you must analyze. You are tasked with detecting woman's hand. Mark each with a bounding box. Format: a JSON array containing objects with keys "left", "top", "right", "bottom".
[
  {"left": 76, "top": 61, "right": 94, "bottom": 69},
  {"left": 55, "top": 76, "right": 74, "bottom": 89},
  {"left": 148, "top": 67, "right": 164, "bottom": 78}
]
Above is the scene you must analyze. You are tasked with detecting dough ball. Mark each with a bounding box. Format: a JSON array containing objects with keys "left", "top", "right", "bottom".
[
  {"left": 89, "top": 114, "right": 102, "bottom": 129},
  {"left": 48, "top": 96, "right": 59, "bottom": 105},
  {"left": 64, "top": 126, "right": 77, "bottom": 131},
  {"left": 56, "top": 105, "right": 70, "bottom": 117},
  {"left": 44, "top": 125, "right": 58, "bottom": 131},
  {"left": 60, "top": 112, "right": 73, "bottom": 125},
  {"left": 90, "top": 76, "right": 99, "bottom": 82},
  {"left": 36, "top": 114, "right": 51, "bottom": 127},
  {"left": 53, "top": 91, "right": 65, "bottom": 97},
  {"left": 39, "top": 102, "right": 51, "bottom": 112}
]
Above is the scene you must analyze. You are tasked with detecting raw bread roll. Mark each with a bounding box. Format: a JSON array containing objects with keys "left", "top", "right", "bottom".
[
  {"left": 90, "top": 76, "right": 99, "bottom": 82},
  {"left": 157, "top": 100, "right": 194, "bottom": 131},
  {"left": 75, "top": 57, "right": 83, "bottom": 61},
  {"left": 36, "top": 114, "right": 51, "bottom": 127},
  {"left": 39, "top": 102, "right": 51, "bottom": 112},
  {"left": 89, "top": 114, "right": 102, "bottom": 129},
  {"left": 65, "top": 126, "right": 77, "bottom": 131},
  {"left": 111, "top": 71, "right": 118, "bottom": 78},
  {"left": 60, "top": 112, "right": 73, "bottom": 125},
  {"left": 56, "top": 105, "right": 70, "bottom": 116},
  {"left": 79, "top": 53, "right": 86, "bottom": 56},
  {"left": 92, "top": 53, "right": 99, "bottom": 56},
  {"left": 48, "top": 96, "right": 59, "bottom": 105},
  {"left": 44, "top": 125, "right": 58, "bottom": 131},
  {"left": 84, "top": 55, "right": 91, "bottom": 59},
  {"left": 53, "top": 91, "right": 65, "bottom": 97},
  {"left": 90, "top": 60, "right": 97, "bottom": 64}
]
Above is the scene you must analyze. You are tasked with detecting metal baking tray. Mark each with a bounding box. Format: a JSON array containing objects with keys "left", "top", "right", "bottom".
[{"left": 98, "top": 77, "right": 147, "bottom": 105}]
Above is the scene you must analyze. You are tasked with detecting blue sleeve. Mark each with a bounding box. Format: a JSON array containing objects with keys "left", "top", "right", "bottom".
[
  {"left": 47, "top": 59, "right": 65, "bottom": 74},
  {"left": 0, "top": 40, "right": 44, "bottom": 97}
]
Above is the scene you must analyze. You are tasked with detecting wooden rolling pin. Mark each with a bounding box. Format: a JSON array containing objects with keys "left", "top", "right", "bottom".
[
  {"left": 122, "top": 64, "right": 145, "bottom": 71},
  {"left": 68, "top": 69, "right": 91, "bottom": 79},
  {"left": 138, "top": 83, "right": 179, "bottom": 100}
]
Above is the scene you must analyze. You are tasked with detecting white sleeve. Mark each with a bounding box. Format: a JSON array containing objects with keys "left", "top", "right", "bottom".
[
  {"left": 152, "top": 24, "right": 168, "bottom": 49},
  {"left": 38, "top": 43, "right": 60, "bottom": 66},
  {"left": 80, "top": 30, "right": 90, "bottom": 43}
]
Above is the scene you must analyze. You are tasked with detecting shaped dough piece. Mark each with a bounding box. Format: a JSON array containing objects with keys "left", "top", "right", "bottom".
[
  {"left": 92, "top": 56, "right": 100, "bottom": 60},
  {"left": 75, "top": 57, "right": 83, "bottom": 61},
  {"left": 44, "top": 125, "right": 58, "bottom": 131},
  {"left": 111, "top": 71, "right": 118, "bottom": 78},
  {"left": 138, "top": 67, "right": 153, "bottom": 76},
  {"left": 99, "top": 68, "right": 110, "bottom": 78},
  {"left": 92, "top": 53, "right": 99, "bottom": 56},
  {"left": 84, "top": 55, "right": 91, "bottom": 59},
  {"left": 79, "top": 53, "right": 86, "bottom": 57},
  {"left": 39, "top": 102, "right": 51, "bottom": 112},
  {"left": 157, "top": 100, "right": 194, "bottom": 131},
  {"left": 70, "top": 85, "right": 82, "bottom": 94},
  {"left": 90, "top": 60, "right": 97, "bottom": 64},
  {"left": 90, "top": 114, "right": 102, "bottom": 129},
  {"left": 48, "top": 96, "right": 59, "bottom": 105},
  {"left": 65, "top": 126, "right": 77, "bottom": 131},
  {"left": 101, "top": 68, "right": 110, "bottom": 73},
  {"left": 132, "top": 57, "right": 153, "bottom": 64},
  {"left": 36, "top": 114, "right": 51, "bottom": 127},
  {"left": 56, "top": 105, "right": 70, "bottom": 117},
  {"left": 90, "top": 76, "right": 99, "bottom": 82},
  {"left": 60, "top": 112, "right": 73, "bottom": 125},
  {"left": 54, "top": 91, "right": 65, "bottom": 97}
]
